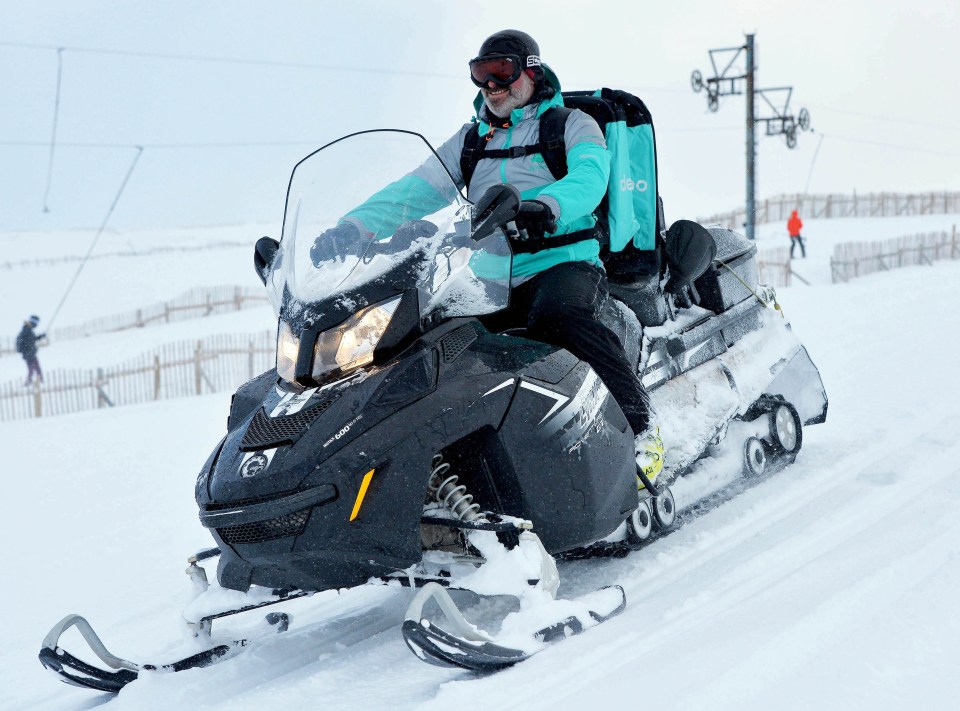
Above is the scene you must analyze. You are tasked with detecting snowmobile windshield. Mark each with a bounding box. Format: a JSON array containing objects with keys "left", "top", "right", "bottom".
[{"left": 267, "top": 130, "right": 512, "bottom": 327}]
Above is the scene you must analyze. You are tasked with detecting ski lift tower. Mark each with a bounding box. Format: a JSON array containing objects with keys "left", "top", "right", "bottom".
[{"left": 691, "top": 34, "right": 811, "bottom": 240}]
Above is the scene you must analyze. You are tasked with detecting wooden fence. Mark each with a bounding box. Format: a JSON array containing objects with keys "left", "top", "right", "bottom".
[
  {"left": 1, "top": 285, "right": 268, "bottom": 357},
  {"left": 0, "top": 331, "right": 275, "bottom": 422},
  {"left": 830, "top": 228, "right": 960, "bottom": 283},
  {"left": 757, "top": 246, "right": 792, "bottom": 288},
  {"left": 702, "top": 191, "right": 960, "bottom": 230}
]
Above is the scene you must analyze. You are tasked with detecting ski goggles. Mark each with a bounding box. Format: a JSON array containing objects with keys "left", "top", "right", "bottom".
[{"left": 469, "top": 54, "right": 538, "bottom": 88}]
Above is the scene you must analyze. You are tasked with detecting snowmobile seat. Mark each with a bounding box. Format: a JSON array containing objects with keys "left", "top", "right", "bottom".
[
  {"left": 599, "top": 297, "right": 643, "bottom": 372},
  {"left": 607, "top": 247, "right": 668, "bottom": 329},
  {"left": 607, "top": 219, "right": 726, "bottom": 329}
]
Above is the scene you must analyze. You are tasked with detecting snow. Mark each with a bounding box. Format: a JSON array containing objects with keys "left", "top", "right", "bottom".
[{"left": 2, "top": 213, "right": 960, "bottom": 710}]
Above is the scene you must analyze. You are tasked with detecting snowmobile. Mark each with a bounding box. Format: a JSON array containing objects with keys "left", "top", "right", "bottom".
[{"left": 39, "top": 129, "right": 827, "bottom": 691}]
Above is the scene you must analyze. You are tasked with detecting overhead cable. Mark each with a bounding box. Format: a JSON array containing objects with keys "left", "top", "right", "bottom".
[
  {"left": 47, "top": 147, "right": 144, "bottom": 329},
  {"left": 41, "top": 47, "right": 64, "bottom": 213}
]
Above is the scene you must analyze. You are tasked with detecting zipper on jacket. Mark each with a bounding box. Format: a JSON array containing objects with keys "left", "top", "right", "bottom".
[{"left": 500, "top": 122, "right": 515, "bottom": 184}]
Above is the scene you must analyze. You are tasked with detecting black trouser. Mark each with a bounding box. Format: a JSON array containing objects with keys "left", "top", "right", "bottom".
[
  {"left": 481, "top": 261, "right": 651, "bottom": 434},
  {"left": 24, "top": 355, "right": 43, "bottom": 384},
  {"left": 790, "top": 235, "right": 806, "bottom": 258}
]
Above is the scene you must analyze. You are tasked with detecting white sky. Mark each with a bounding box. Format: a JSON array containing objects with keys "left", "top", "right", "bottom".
[{"left": 1, "top": 0, "right": 958, "bottom": 233}]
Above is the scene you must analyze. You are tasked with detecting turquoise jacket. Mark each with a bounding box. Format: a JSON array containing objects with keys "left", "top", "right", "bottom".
[{"left": 345, "top": 70, "right": 611, "bottom": 281}]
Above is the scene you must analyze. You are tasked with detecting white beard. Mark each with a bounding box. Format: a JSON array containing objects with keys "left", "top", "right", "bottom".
[{"left": 482, "top": 76, "right": 535, "bottom": 118}]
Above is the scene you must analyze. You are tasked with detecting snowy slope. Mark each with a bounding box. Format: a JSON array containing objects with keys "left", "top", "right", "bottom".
[
  {"left": 2, "top": 219, "right": 960, "bottom": 710},
  {"left": 0, "top": 226, "right": 272, "bottom": 328},
  {"left": 0, "top": 226, "right": 277, "bottom": 384}
]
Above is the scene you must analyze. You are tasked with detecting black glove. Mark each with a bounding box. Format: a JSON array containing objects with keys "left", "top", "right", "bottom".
[
  {"left": 310, "top": 222, "right": 365, "bottom": 266},
  {"left": 514, "top": 200, "right": 557, "bottom": 240},
  {"left": 387, "top": 220, "right": 438, "bottom": 253},
  {"left": 665, "top": 272, "right": 701, "bottom": 310}
]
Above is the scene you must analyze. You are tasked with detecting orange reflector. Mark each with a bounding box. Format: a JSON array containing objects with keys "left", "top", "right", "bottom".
[{"left": 349, "top": 469, "right": 376, "bottom": 522}]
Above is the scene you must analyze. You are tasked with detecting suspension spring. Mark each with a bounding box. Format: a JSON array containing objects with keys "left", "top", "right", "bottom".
[{"left": 428, "top": 454, "right": 480, "bottom": 522}]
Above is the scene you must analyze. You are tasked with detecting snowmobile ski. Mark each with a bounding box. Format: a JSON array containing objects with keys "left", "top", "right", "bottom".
[
  {"left": 402, "top": 582, "right": 626, "bottom": 672},
  {"left": 37, "top": 614, "right": 263, "bottom": 693},
  {"left": 39, "top": 602, "right": 291, "bottom": 692}
]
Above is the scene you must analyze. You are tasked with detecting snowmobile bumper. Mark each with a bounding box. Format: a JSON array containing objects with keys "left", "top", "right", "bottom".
[{"left": 765, "top": 344, "right": 828, "bottom": 426}]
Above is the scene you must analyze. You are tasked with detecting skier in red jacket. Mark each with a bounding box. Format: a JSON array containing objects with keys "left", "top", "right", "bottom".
[{"left": 787, "top": 210, "right": 805, "bottom": 258}]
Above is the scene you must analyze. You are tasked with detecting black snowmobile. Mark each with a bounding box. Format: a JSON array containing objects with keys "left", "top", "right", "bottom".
[{"left": 39, "top": 129, "right": 827, "bottom": 691}]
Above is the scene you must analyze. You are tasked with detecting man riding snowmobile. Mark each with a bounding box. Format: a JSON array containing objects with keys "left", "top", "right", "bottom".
[
  {"left": 38, "top": 32, "right": 828, "bottom": 690},
  {"left": 309, "top": 29, "right": 664, "bottom": 484}
]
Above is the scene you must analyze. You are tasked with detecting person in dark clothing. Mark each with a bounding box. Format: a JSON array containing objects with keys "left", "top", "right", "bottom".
[{"left": 16, "top": 315, "right": 45, "bottom": 386}]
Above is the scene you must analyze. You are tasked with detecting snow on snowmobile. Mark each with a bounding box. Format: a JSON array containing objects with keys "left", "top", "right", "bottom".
[{"left": 39, "top": 129, "right": 827, "bottom": 691}]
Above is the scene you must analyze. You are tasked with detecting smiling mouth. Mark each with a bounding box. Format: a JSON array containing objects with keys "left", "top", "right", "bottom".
[{"left": 485, "top": 87, "right": 509, "bottom": 98}]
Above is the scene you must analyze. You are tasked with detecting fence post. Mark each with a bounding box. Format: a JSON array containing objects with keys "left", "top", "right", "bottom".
[
  {"left": 154, "top": 354, "right": 162, "bottom": 400},
  {"left": 235, "top": 286, "right": 243, "bottom": 311},
  {"left": 835, "top": 256, "right": 844, "bottom": 281},
  {"left": 953, "top": 225, "right": 958, "bottom": 258},
  {"left": 95, "top": 368, "right": 115, "bottom": 408},
  {"left": 165, "top": 303, "right": 171, "bottom": 323},
  {"left": 33, "top": 381, "right": 42, "bottom": 417},
  {"left": 249, "top": 338, "right": 256, "bottom": 380},
  {"left": 195, "top": 341, "right": 204, "bottom": 395}
]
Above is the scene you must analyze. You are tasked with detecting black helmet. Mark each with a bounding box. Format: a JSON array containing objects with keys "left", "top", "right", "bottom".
[{"left": 470, "top": 29, "right": 544, "bottom": 86}]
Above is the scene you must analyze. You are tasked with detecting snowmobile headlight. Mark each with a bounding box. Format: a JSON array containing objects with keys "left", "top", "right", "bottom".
[
  {"left": 276, "top": 321, "right": 301, "bottom": 383},
  {"left": 311, "top": 296, "right": 402, "bottom": 381}
]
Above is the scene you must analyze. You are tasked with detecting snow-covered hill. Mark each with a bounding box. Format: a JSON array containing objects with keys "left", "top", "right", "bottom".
[{"left": 2, "top": 216, "right": 959, "bottom": 710}]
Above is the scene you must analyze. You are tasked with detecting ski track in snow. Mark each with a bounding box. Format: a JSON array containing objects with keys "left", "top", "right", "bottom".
[
  {"left": 3, "top": 221, "right": 960, "bottom": 710},
  {"left": 429, "top": 417, "right": 960, "bottom": 710}
]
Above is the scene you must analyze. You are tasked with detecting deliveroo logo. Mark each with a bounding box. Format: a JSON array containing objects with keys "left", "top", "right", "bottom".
[{"left": 620, "top": 177, "right": 649, "bottom": 192}]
